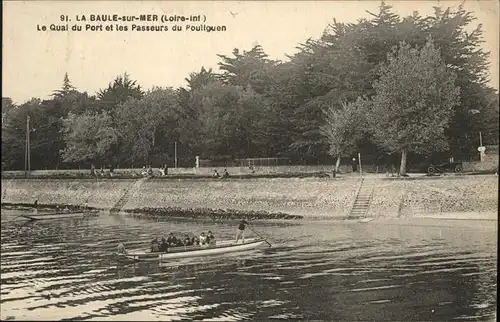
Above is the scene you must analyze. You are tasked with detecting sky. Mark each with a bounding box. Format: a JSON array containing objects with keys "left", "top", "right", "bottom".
[{"left": 3, "top": 0, "right": 499, "bottom": 105}]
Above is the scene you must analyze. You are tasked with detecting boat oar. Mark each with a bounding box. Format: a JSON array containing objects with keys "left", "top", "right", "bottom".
[{"left": 248, "top": 225, "right": 272, "bottom": 247}]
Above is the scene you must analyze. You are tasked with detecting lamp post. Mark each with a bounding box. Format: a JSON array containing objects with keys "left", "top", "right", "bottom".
[
  {"left": 174, "top": 141, "right": 178, "bottom": 168},
  {"left": 25, "top": 115, "right": 31, "bottom": 176}
]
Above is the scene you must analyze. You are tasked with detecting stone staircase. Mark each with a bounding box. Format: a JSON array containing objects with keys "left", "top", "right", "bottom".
[
  {"left": 110, "top": 177, "right": 148, "bottom": 213},
  {"left": 347, "top": 179, "right": 375, "bottom": 219}
]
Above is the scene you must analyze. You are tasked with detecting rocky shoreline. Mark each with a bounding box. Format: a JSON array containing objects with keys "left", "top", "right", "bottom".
[{"left": 1, "top": 202, "right": 303, "bottom": 220}]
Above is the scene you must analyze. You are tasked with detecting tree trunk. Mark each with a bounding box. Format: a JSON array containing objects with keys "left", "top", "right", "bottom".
[
  {"left": 399, "top": 148, "right": 407, "bottom": 175},
  {"left": 335, "top": 156, "right": 341, "bottom": 173}
]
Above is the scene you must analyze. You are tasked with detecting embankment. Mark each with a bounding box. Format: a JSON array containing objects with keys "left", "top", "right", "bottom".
[{"left": 1, "top": 176, "right": 497, "bottom": 219}]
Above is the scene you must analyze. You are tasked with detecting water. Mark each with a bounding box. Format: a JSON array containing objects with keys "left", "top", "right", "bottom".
[{"left": 1, "top": 209, "right": 497, "bottom": 321}]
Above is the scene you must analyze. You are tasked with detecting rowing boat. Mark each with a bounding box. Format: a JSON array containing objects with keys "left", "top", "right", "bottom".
[
  {"left": 15, "top": 210, "right": 99, "bottom": 221},
  {"left": 118, "top": 238, "right": 266, "bottom": 262}
]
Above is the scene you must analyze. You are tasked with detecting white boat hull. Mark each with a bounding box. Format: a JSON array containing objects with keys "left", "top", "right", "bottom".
[{"left": 121, "top": 238, "right": 265, "bottom": 261}]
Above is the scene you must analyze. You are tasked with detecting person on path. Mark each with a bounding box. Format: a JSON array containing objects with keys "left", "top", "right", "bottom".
[
  {"left": 351, "top": 158, "right": 358, "bottom": 172},
  {"left": 235, "top": 218, "right": 249, "bottom": 243}
]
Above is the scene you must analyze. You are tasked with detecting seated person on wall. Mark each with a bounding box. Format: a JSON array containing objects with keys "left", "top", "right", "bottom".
[
  {"left": 222, "top": 169, "right": 230, "bottom": 178},
  {"left": 213, "top": 169, "right": 220, "bottom": 178},
  {"left": 159, "top": 165, "right": 168, "bottom": 176}
]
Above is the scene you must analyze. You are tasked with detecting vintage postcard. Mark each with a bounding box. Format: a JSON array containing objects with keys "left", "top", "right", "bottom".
[{"left": 2, "top": 1, "right": 498, "bottom": 321}]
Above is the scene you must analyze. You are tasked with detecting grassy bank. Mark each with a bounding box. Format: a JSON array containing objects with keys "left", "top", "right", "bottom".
[{"left": 1, "top": 176, "right": 497, "bottom": 219}]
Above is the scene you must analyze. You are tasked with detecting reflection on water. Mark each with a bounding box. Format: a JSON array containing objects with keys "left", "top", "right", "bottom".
[{"left": 1, "top": 209, "right": 497, "bottom": 321}]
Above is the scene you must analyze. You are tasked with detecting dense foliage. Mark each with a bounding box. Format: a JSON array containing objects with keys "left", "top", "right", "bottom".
[{"left": 2, "top": 2, "right": 498, "bottom": 171}]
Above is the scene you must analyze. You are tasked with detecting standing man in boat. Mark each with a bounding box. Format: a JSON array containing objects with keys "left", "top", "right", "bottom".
[
  {"left": 235, "top": 217, "right": 249, "bottom": 243},
  {"left": 33, "top": 199, "right": 38, "bottom": 215}
]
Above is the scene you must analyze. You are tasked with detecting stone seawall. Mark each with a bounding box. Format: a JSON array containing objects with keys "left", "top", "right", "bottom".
[{"left": 1, "top": 176, "right": 497, "bottom": 219}]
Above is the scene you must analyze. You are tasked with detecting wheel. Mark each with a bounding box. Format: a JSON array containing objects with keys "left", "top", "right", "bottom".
[
  {"left": 428, "top": 166, "right": 436, "bottom": 174},
  {"left": 455, "top": 164, "right": 463, "bottom": 172}
]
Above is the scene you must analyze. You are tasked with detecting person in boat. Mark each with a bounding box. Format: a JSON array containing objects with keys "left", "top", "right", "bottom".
[
  {"left": 117, "top": 243, "right": 127, "bottom": 254},
  {"left": 199, "top": 232, "right": 208, "bottom": 245},
  {"left": 213, "top": 169, "right": 220, "bottom": 178},
  {"left": 183, "top": 234, "right": 192, "bottom": 246},
  {"left": 235, "top": 217, "right": 249, "bottom": 243},
  {"left": 159, "top": 237, "right": 169, "bottom": 252},
  {"left": 222, "top": 169, "right": 230, "bottom": 178},
  {"left": 167, "top": 233, "right": 178, "bottom": 247},
  {"left": 151, "top": 237, "right": 160, "bottom": 252},
  {"left": 33, "top": 199, "right": 39, "bottom": 215},
  {"left": 207, "top": 231, "right": 216, "bottom": 245},
  {"left": 191, "top": 236, "right": 200, "bottom": 246}
]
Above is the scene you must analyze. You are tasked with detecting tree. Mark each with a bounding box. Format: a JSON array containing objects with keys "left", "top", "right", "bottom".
[
  {"left": 194, "top": 81, "right": 271, "bottom": 158},
  {"left": 1, "top": 98, "right": 66, "bottom": 170},
  {"left": 1, "top": 99, "right": 40, "bottom": 170},
  {"left": 60, "top": 111, "right": 119, "bottom": 166},
  {"left": 320, "top": 98, "right": 369, "bottom": 172},
  {"left": 52, "top": 73, "right": 76, "bottom": 99},
  {"left": 97, "top": 73, "right": 144, "bottom": 111},
  {"left": 2, "top": 97, "right": 16, "bottom": 115},
  {"left": 114, "top": 87, "right": 180, "bottom": 165},
  {"left": 217, "top": 45, "right": 279, "bottom": 95},
  {"left": 369, "top": 38, "right": 460, "bottom": 175}
]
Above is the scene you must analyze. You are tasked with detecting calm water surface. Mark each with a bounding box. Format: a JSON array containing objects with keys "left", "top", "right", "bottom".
[{"left": 0, "top": 209, "right": 497, "bottom": 321}]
